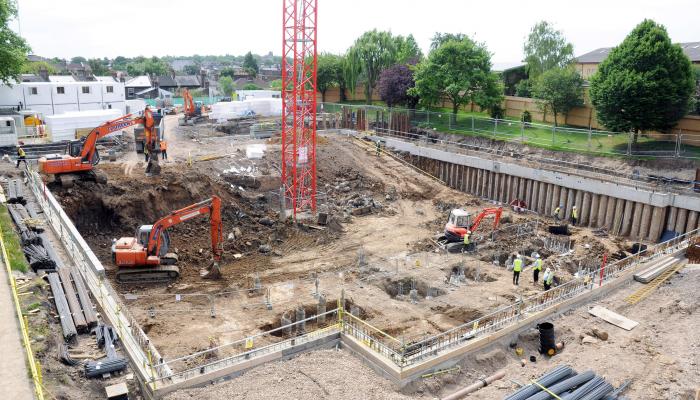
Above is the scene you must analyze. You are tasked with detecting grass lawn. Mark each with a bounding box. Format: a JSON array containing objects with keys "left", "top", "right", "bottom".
[{"left": 0, "top": 205, "right": 28, "bottom": 272}]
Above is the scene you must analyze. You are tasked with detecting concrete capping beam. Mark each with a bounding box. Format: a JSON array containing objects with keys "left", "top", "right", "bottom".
[{"left": 379, "top": 136, "right": 700, "bottom": 212}]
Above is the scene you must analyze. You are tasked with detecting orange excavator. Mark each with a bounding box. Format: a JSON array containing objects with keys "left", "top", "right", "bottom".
[
  {"left": 38, "top": 108, "right": 161, "bottom": 186},
  {"left": 111, "top": 195, "right": 224, "bottom": 283},
  {"left": 180, "top": 88, "right": 204, "bottom": 126},
  {"left": 443, "top": 207, "right": 503, "bottom": 243}
]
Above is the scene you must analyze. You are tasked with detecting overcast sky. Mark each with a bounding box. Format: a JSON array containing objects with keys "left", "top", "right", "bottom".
[{"left": 12, "top": 0, "right": 700, "bottom": 63}]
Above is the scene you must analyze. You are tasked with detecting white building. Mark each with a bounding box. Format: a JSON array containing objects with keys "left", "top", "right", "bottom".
[{"left": 0, "top": 81, "right": 126, "bottom": 116}]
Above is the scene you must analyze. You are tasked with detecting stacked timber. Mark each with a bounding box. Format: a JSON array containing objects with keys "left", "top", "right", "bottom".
[{"left": 7, "top": 179, "right": 24, "bottom": 204}]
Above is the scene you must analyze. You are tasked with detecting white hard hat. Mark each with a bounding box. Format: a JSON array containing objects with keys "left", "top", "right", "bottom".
[
  {"left": 573, "top": 205, "right": 577, "bottom": 208},
  {"left": 467, "top": 230, "right": 472, "bottom": 234},
  {"left": 536, "top": 254, "right": 541, "bottom": 258}
]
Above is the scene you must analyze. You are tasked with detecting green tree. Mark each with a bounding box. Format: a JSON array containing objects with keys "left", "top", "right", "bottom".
[
  {"left": 317, "top": 53, "right": 342, "bottom": 102},
  {"left": 269, "top": 79, "right": 283, "bottom": 91},
  {"left": 430, "top": 32, "right": 467, "bottom": 51},
  {"left": 126, "top": 63, "right": 145, "bottom": 76},
  {"left": 243, "top": 52, "right": 259, "bottom": 77},
  {"left": 590, "top": 19, "right": 695, "bottom": 142},
  {"left": 70, "top": 56, "right": 87, "bottom": 64},
  {"left": 0, "top": 0, "right": 31, "bottom": 84},
  {"left": 112, "top": 56, "right": 128, "bottom": 71},
  {"left": 88, "top": 58, "right": 109, "bottom": 76},
  {"left": 412, "top": 37, "right": 503, "bottom": 115},
  {"left": 523, "top": 21, "right": 574, "bottom": 79},
  {"left": 22, "top": 61, "right": 56, "bottom": 75},
  {"left": 220, "top": 67, "right": 236, "bottom": 78},
  {"left": 531, "top": 67, "right": 584, "bottom": 126},
  {"left": 395, "top": 34, "right": 423, "bottom": 64},
  {"left": 219, "top": 76, "right": 234, "bottom": 95},
  {"left": 347, "top": 30, "right": 398, "bottom": 104},
  {"left": 243, "top": 83, "right": 261, "bottom": 90},
  {"left": 183, "top": 64, "right": 200, "bottom": 75},
  {"left": 515, "top": 79, "right": 531, "bottom": 97}
]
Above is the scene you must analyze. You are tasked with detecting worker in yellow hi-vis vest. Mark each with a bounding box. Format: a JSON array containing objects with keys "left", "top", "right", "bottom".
[
  {"left": 531, "top": 254, "right": 543, "bottom": 284},
  {"left": 570, "top": 205, "right": 578, "bottom": 226},
  {"left": 512, "top": 254, "right": 523, "bottom": 286}
]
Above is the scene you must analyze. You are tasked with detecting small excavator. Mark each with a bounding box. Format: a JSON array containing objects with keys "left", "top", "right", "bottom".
[
  {"left": 441, "top": 207, "right": 503, "bottom": 252},
  {"left": 38, "top": 108, "right": 161, "bottom": 186},
  {"left": 179, "top": 88, "right": 204, "bottom": 126},
  {"left": 111, "top": 195, "right": 224, "bottom": 283}
]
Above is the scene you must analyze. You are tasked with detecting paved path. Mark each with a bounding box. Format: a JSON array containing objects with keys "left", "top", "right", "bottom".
[{"left": 0, "top": 259, "right": 35, "bottom": 400}]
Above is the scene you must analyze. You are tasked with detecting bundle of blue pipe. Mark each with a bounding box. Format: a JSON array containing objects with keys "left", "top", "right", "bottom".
[{"left": 504, "top": 365, "right": 622, "bottom": 400}]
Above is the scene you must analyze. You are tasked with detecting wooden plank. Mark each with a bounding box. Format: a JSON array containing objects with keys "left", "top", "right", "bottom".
[{"left": 588, "top": 305, "right": 638, "bottom": 331}]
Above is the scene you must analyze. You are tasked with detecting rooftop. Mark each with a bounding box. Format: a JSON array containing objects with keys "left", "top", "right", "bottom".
[
  {"left": 125, "top": 75, "right": 152, "bottom": 88},
  {"left": 576, "top": 41, "right": 700, "bottom": 63}
]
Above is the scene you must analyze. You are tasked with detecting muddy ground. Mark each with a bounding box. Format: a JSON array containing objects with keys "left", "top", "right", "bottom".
[{"left": 50, "top": 115, "right": 627, "bottom": 371}]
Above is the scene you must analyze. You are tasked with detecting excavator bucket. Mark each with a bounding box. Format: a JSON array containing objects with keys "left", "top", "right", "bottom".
[
  {"left": 201, "top": 261, "right": 221, "bottom": 280},
  {"left": 146, "top": 157, "right": 161, "bottom": 176}
]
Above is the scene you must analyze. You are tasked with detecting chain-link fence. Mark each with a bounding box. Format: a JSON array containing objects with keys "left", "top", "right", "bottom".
[{"left": 320, "top": 103, "right": 700, "bottom": 160}]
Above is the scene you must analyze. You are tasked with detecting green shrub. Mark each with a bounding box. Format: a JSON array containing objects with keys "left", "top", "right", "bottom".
[
  {"left": 490, "top": 104, "right": 504, "bottom": 120},
  {"left": 521, "top": 110, "right": 532, "bottom": 123}
]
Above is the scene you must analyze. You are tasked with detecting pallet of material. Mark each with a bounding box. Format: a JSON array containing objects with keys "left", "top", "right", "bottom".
[{"left": 633, "top": 255, "right": 684, "bottom": 284}]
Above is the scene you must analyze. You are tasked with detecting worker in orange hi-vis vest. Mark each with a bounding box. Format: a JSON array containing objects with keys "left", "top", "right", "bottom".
[{"left": 160, "top": 140, "right": 168, "bottom": 160}]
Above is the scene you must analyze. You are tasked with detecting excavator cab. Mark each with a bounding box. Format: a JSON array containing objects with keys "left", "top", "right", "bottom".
[{"left": 444, "top": 209, "right": 472, "bottom": 243}]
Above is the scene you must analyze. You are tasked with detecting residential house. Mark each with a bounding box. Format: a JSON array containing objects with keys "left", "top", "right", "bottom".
[
  {"left": 155, "top": 75, "right": 178, "bottom": 93},
  {"left": 124, "top": 76, "right": 152, "bottom": 99},
  {"left": 170, "top": 59, "right": 196, "bottom": 72},
  {"left": 575, "top": 41, "right": 700, "bottom": 80},
  {"left": 174, "top": 75, "right": 201, "bottom": 92},
  {"left": 66, "top": 62, "right": 93, "bottom": 81}
]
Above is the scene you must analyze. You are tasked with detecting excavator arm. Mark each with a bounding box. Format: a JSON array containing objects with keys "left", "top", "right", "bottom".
[
  {"left": 469, "top": 207, "right": 503, "bottom": 232},
  {"left": 183, "top": 89, "right": 195, "bottom": 117},
  {"left": 80, "top": 108, "right": 153, "bottom": 165},
  {"left": 146, "top": 196, "right": 224, "bottom": 262}
]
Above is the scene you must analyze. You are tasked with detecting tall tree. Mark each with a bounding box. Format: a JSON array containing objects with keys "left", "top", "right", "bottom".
[
  {"left": 143, "top": 57, "right": 169, "bottom": 76},
  {"left": 22, "top": 61, "right": 56, "bottom": 75},
  {"left": 523, "top": 21, "right": 574, "bottom": 79},
  {"left": 395, "top": 34, "right": 423, "bottom": 64},
  {"left": 346, "top": 30, "right": 398, "bottom": 104},
  {"left": 590, "top": 19, "right": 695, "bottom": 142},
  {"left": 531, "top": 67, "right": 584, "bottom": 126},
  {"left": 269, "top": 79, "right": 283, "bottom": 91},
  {"left": 412, "top": 37, "right": 503, "bottom": 115},
  {"left": 219, "top": 76, "right": 234, "bottom": 95},
  {"left": 316, "top": 53, "right": 342, "bottom": 102},
  {"left": 183, "top": 64, "right": 200, "bottom": 75},
  {"left": 430, "top": 32, "right": 467, "bottom": 51},
  {"left": 88, "top": 58, "right": 109, "bottom": 76},
  {"left": 243, "top": 52, "right": 259, "bottom": 77},
  {"left": 0, "top": 0, "right": 31, "bottom": 84},
  {"left": 112, "top": 56, "right": 128, "bottom": 71},
  {"left": 70, "top": 56, "right": 87, "bottom": 64},
  {"left": 378, "top": 64, "right": 417, "bottom": 108}
]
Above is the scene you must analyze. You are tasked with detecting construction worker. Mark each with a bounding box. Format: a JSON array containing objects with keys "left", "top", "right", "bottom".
[
  {"left": 570, "top": 205, "right": 578, "bottom": 226},
  {"left": 532, "top": 254, "right": 543, "bottom": 284},
  {"left": 553, "top": 205, "right": 562, "bottom": 222},
  {"left": 15, "top": 143, "right": 26, "bottom": 168},
  {"left": 543, "top": 267, "right": 554, "bottom": 291},
  {"left": 463, "top": 230, "right": 472, "bottom": 251},
  {"left": 160, "top": 140, "right": 168, "bottom": 160},
  {"left": 512, "top": 254, "right": 523, "bottom": 286},
  {"left": 375, "top": 139, "right": 381, "bottom": 156}
]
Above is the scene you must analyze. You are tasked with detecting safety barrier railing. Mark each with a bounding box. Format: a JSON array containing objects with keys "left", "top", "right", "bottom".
[
  {"left": 0, "top": 222, "right": 45, "bottom": 399},
  {"left": 24, "top": 169, "right": 168, "bottom": 389},
  {"left": 148, "top": 308, "right": 341, "bottom": 387}
]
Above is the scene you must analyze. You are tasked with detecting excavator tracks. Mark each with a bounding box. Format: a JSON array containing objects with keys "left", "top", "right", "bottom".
[{"left": 116, "top": 265, "right": 180, "bottom": 284}]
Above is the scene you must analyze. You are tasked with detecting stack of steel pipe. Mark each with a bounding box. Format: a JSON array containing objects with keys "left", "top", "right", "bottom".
[
  {"left": 560, "top": 376, "right": 608, "bottom": 400},
  {"left": 46, "top": 272, "right": 77, "bottom": 340},
  {"left": 57, "top": 266, "right": 87, "bottom": 333},
  {"left": 23, "top": 243, "right": 57, "bottom": 272},
  {"left": 578, "top": 382, "right": 614, "bottom": 400},
  {"left": 7, "top": 179, "right": 24, "bottom": 204},
  {"left": 85, "top": 324, "right": 127, "bottom": 378},
  {"left": 7, "top": 203, "right": 40, "bottom": 246},
  {"left": 526, "top": 370, "right": 595, "bottom": 400},
  {"left": 504, "top": 365, "right": 575, "bottom": 400}
]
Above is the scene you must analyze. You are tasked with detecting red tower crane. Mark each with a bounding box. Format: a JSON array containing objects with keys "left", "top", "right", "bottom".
[{"left": 281, "top": 0, "right": 318, "bottom": 220}]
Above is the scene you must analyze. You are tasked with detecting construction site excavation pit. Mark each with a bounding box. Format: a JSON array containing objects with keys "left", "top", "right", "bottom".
[{"left": 50, "top": 122, "right": 629, "bottom": 366}]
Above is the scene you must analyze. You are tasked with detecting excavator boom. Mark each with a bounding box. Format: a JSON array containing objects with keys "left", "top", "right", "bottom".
[{"left": 39, "top": 109, "right": 154, "bottom": 178}]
